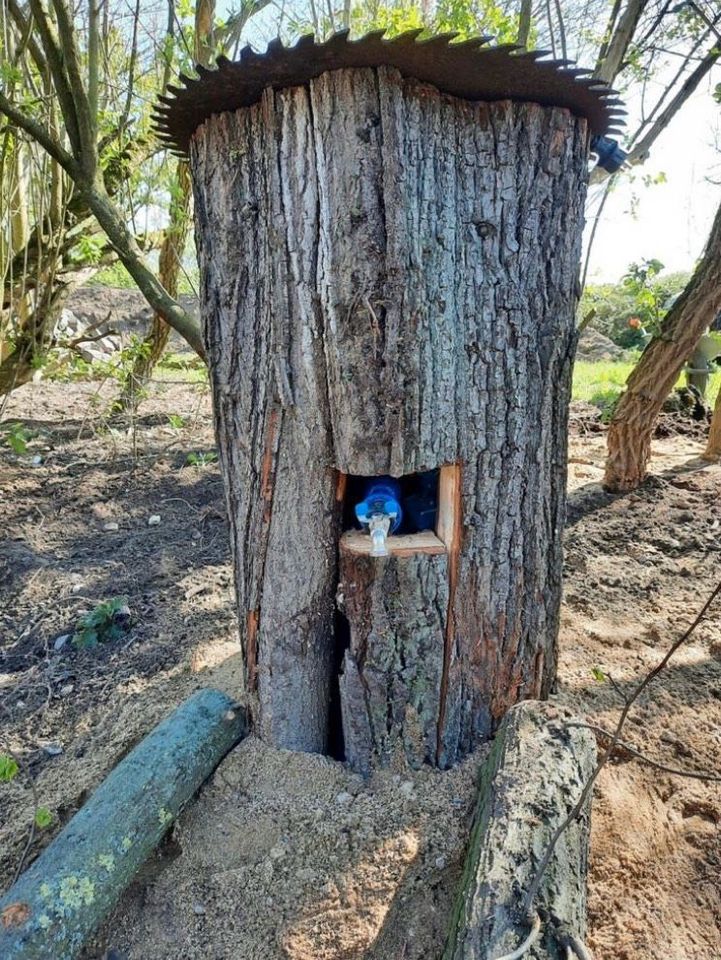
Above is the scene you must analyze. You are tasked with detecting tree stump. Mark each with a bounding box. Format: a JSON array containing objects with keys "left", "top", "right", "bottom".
[
  {"left": 167, "top": 35, "right": 616, "bottom": 768},
  {"left": 444, "top": 702, "right": 596, "bottom": 959}
]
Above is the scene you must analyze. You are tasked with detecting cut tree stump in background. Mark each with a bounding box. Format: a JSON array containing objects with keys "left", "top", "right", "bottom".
[{"left": 444, "top": 701, "right": 596, "bottom": 960}]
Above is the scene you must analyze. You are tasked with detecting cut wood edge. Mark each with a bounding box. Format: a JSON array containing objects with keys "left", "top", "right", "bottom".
[
  {"left": 339, "top": 529, "right": 446, "bottom": 556},
  {"left": 444, "top": 700, "right": 596, "bottom": 960},
  {"left": 0, "top": 689, "right": 247, "bottom": 960}
]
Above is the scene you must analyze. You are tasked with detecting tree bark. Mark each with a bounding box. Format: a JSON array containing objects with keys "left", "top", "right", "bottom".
[
  {"left": 444, "top": 702, "right": 596, "bottom": 960},
  {"left": 190, "top": 67, "right": 589, "bottom": 763},
  {"left": 605, "top": 200, "right": 721, "bottom": 492},
  {"left": 704, "top": 384, "right": 721, "bottom": 461},
  {"left": 0, "top": 690, "right": 246, "bottom": 960},
  {"left": 339, "top": 547, "right": 449, "bottom": 775}
]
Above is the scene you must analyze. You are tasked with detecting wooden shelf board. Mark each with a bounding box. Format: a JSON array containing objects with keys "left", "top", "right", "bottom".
[{"left": 340, "top": 530, "right": 446, "bottom": 557}]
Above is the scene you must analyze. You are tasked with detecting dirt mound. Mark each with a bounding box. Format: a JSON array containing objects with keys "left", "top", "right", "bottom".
[
  {"left": 577, "top": 327, "right": 627, "bottom": 361},
  {"left": 87, "top": 737, "right": 482, "bottom": 960},
  {"left": 66, "top": 287, "right": 199, "bottom": 347}
]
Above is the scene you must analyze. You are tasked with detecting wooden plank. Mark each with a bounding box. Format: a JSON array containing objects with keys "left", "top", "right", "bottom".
[
  {"left": 340, "top": 529, "right": 446, "bottom": 557},
  {"left": 436, "top": 463, "right": 461, "bottom": 551}
]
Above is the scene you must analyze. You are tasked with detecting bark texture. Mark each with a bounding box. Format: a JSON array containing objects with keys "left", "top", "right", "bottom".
[
  {"left": 0, "top": 690, "right": 246, "bottom": 960},
  {"left": 605, "top": 201, "right": 721, "bottom": 492},
  {"left": 444, "top": 701, "right": 596, "bottom": 960},
  {"left": 338, "top": 548, "right": 448, "bottom": 774},
  {"left": 704, "top": 384, "right": 721, "bottom": 461},
  {"left": 190, "top": 66, "right": 589, "bottom": 763}
]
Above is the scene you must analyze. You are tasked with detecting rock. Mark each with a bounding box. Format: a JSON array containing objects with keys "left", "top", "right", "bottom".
[
  {"left": 192, "top": 902, "right": 206, "bottom": 916},
  {"left": 53, "top": 634, "right": 70, "bottom": 651},
  {"left": 148, "top": 515, "right": 161, "bottom": 526},
  {"left": 399, "top": 780, "right": 415, "bottom": 799},
  {"left": 335, "top": 791, "right": 352, "bottom": 805},
  {"left": 269, "top": 844, "right": 287, "bottom": 860},
  {"left": 59, "top": 684, "right": 74, "bottom": 697},
  {"left": 103, "top": 522, "right": 119, "bottom": 532},
  {"left": 41, "top": 743, "right": 63, "bottom": 757}
]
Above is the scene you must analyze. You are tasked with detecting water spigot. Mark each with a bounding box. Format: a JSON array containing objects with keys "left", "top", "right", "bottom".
[
  {"left": 369, "top": 514, "right": 391, "bottom": 557},
  {"left": 354, "top": 478, "right": 402, "bottom": 557}
]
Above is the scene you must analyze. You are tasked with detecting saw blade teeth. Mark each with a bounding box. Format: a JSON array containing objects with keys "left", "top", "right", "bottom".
[
  {"left": 294, "top": 33, "right": 316, "bottom": 48},
  {"left": 152, "top": 29, "right": 625, "bottom": 153},
  {"left": 449, "top": 35, "right": 493, "bottom": 50},
  {"left": 354, "top": 29, "right": 387, "bottom": 42},
  {"left": 388, "top": 28, "right": 425, "bottom": 43},
  {"left": 417, "top": 31, "right": 461, "bottom": 46},
  {"left": 323, "top": 29, "right": 351, "bottom": 48}
]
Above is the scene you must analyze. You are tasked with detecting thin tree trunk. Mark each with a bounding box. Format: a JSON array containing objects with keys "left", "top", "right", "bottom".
[
  {"left": 190, "top": 67, "right": 589, "bottom": 764},
  {"left": 704, "top": 384, "right": 721, "bottom": 461},
  {"left": 605, "top": 201, "right": 721, "bottom": 491},
  {"left": 117, "top": 161, "right": 192, "bottom": 409}
]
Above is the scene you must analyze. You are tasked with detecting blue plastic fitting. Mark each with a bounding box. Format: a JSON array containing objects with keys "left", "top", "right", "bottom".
[
  {"left": 354, "top": 478, "right": 402, "bottom": 533},
  {"left": 590, "top": 135, "right": 628, "bottom": 174}
]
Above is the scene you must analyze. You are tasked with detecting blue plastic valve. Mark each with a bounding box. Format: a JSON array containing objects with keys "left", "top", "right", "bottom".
[
  {"left": 354, "top": 478, "right": 402, "bottom": 533},
  {"left": 590, "top": 135, "right": 628, "bottom": 174}
]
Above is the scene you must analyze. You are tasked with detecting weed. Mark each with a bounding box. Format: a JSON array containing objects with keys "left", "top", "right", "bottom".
[
  {"left": 35, "top": 807, "right": 53, "bottom": 829},
  {"left": 0, "top": 755, "right": 19, "bottom": 782},
  {"left": 72, "top": 597, "right": 131, "bottom": 649},
  {"left": 167, "top": 413, "right": 186, "bottom": 430},
  {"left": 186, "top": 450, "right": 217, "bottom": 467},
  {"left": 1, "top": 422, "right": 32, "bottom": 455}
]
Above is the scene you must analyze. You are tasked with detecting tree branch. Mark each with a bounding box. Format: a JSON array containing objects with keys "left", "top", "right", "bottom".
[
  {"left": 26, "top": 0, "right": 83, "bottom": 156},
  {"left": 0, "top": 91, "right": 77, "bottom": 176}
]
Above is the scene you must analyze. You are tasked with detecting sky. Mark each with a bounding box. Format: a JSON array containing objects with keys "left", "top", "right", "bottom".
[{"left": 585, "top": 78, "right": 721, "bottom": 283}]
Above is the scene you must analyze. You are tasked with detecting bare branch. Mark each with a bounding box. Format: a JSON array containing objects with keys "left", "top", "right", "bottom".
[
  {"left": 0, "top": 90, "right": 77, "bottom": 176},
  {"left": 567, "top": 722, "right": 721, "bottom": 782},
  {"left": 517, "top": 0, "right": 533, "bottom": 46},
  {"left": 594, "top": 0, "right": 648, "bottom": 84},
  {"left": 26, "top": 0, "right": 83, "bottom": 155}
]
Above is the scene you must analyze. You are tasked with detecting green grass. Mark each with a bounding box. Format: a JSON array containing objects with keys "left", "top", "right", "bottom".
[{"left": 573, "top": 360, "right": 721, "bottom": 419}]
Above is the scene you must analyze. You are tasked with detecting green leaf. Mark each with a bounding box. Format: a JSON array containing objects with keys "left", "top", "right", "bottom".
[
  {"left": 35, "top": 807, "right": 53, "bottom": 829},
  {"left": 0, "top": 755, "right": 20, "bottom": 782},
  {"left": 591, "top": 667, "right": 607, "bottom": 683}
]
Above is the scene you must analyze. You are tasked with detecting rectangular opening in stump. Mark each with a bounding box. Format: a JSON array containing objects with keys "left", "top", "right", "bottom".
[{"left": 339, "top": 465, "right": 460, "bottom": 556}]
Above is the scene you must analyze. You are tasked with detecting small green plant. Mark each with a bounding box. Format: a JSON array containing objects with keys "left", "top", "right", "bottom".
[
  {"left": 72, "top": 597, "right": 131, "bottom": 649},
  {"left": 2, "top": 422, "right": 31, "bottom": 455},
  {"left": 185, "top": 451, "right": 217, "bottom": 467},
  {"left": 167, "top": 413, "right": 186, "bottom": 430},
  {"left": 35, "top": 807, "right": 53, "bottom": 829},
  {"left": 591, "top": 667, "right": 607, "bottom": 683},
  {"left": 0, "top": 755, "right": 19, "bottom": 782}
]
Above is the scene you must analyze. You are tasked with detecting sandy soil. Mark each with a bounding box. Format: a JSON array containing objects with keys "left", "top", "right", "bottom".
[{"left": 1, "top": 381, "right": 720, "bottom": 960}]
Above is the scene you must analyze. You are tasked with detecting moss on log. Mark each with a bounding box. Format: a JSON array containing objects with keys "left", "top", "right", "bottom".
[
  {"left": 444, "top": 701, "right": 596, "bottom": 959},
  {"left": 0, "top": 689, "right": 247, "bottom": 960}
]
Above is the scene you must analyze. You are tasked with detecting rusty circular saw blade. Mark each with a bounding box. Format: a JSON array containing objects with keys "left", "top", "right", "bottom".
[{"left": 153, "top": 30, "right": 625, "bottom": 155}]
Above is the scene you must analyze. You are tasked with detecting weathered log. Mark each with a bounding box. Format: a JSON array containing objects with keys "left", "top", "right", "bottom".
[
  {"left": 0, "top": 689, "right": 247, "bottom": 960},
  {"left": 444, "top": 701, "right": 596, "bottom": 960},
  {"left": 338, "top": 544, "right": 448, "bottom": 775},
  {"left": 190, "top": 63, "right": 590, "bottom": 764}
]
